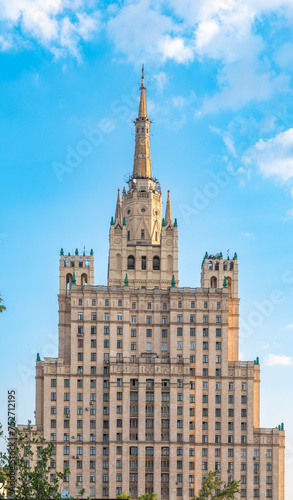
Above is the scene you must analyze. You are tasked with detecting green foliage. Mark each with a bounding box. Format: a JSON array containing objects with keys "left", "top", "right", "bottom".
[
  {"left": 117, "top": 493, "right": 132, "bottom": 499},
  {"left": 0, "top": 421, "right": 70, "bottom": 499},
  {"left": 0, "top": 295, "right": 6, "bottom": 314},
  {"left": 138, "top": 494, "right": 158, "bottom": 500},
  {"left": 193, "top": 471, "right": 240, "bottom": 500}
]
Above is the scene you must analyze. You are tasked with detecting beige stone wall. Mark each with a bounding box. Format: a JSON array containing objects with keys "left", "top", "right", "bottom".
[{"left": 29, "top": 283, "right": 284, "bottom": 499}]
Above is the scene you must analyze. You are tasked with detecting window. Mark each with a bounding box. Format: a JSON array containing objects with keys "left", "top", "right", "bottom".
[
  {"left": 153, "top": 256, "right": 160, "bottom": 270},
  {"left": 242, "top": 382, "right": 247, "bottom": 391},
  {"left": 91, "top": 326, "right": 96, "bottom": 334},
  {"left": 177, "top": 341, "right": 182, "bottom": 349},
  {"left": 162, "top": 316, "right": 168, "bottom": 324},
  {"left": 216, "top": 315, "right": 221, "bottom": 323},
  {"left": 141, "top": 256, "right": 147, "bottom": 270},
  {"left": 162, "top": 343, "right": 167, "bottom": 351},
  {"left": 117, "top": 327, "right": 123, "bottom": 335},
  {"left": 51, "top": 379, "right": 56, "bottom": 388},
  {"left": 190, "top": 314, "right": 195, "bottom": 323},
  {"left": 131, "top": 315, "right": 137, "bottom": 324},
  {"left": 146, "top": 343, "right": 152, "bottom": 351},
  {"left": 216, "top": 356, "right": 221, "bottom": 364},
  {"left": 146, "top": 316, "right": 152, "bottom": 324},
  {"left": 117, "top": 340, "right": 123, "bottom": 348},
  {"left": 128, "top": 255, "right": 135, "bottom": 270},
  {"left": 78, "top": 312, "right": 83, "bottom": 320},
  {"left": 190, "top": 328, "right": 195, "bottom": 336},
  {"left": 203, "top": 342, "right": 208, "bottom": 350},
  {"left": 216, "top": 328, "right": 221, "bottom": 337},
  {"left": 104, "top": 313, "right": 110, "bottom": 321},
  {"left": 146, "top": 329, "right": 152, "bottom": 337},
  {"left": 91, "top": 312, "right": 96, "bottom": 321},
  {"left": 190, "top": 341, "right": 195, "bottom": 350},
  {"left": 141, "top": 229, "right": 145, "bottom": 239},
  {"left": 177, "top": 314, "right": 183, "bottom": 323},
  {"left": 117, "top": 313, "right": 123, "bottom": 321},
  {"left": 203, "top": 355, "right": 208, "bottom": 363},
  {"left": 216, "top": 342, "right": 221, "bottom": 350},
  {"left": 203, "top": 315, "right": 208, "bottom": 323}
]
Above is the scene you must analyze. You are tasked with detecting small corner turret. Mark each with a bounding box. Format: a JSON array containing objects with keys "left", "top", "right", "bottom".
[{"left": 59, "top": 249, "right": 95, "bottom": 294}]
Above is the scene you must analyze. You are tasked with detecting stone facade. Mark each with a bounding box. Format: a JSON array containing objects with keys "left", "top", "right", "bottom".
[{"left": 19, "top": 68, "right": 285, "bottom": 500}]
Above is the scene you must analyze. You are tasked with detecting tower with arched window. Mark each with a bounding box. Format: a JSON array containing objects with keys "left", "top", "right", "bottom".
[{"left": 108, "top": 68, "right": 178, "bottom": 289}]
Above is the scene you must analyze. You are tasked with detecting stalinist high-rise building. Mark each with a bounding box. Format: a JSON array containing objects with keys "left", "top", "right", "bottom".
[{"left": 20, "top": 67, "right": 285, "bottom": 499}]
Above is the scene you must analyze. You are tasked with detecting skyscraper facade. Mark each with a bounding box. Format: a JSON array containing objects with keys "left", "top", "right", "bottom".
[{"left": 19, "top": 67, "right": 285, "bottom": 500}]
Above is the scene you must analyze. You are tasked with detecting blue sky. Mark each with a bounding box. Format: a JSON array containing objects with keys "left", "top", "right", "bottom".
[{"left": 1, "top": 0, "right": 293, "bottom": 495}]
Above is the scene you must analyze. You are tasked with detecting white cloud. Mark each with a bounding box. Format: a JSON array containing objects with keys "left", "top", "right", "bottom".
[
  {"left": 210, "top": 126, "right": 237, "bottom": 157},
  {"left": 160, "top": 35, "right": 194, "bottom": 63},
  {"left": 107, "top": 0, "right": 174, "bottom": 64},
  {"left": 172, "top": 96, "right": 185, "bottom": 109},
  {"left": 287, "top": 209, "right": 293, "bottom": 218},
  {"left": 243, "top": 128, "right": 293, "bottom": 183},
  {"left": 286, "top": 324, "right": 293, "bottom": 329},
  {"left": 241, "top": 231, "right": 254, "bottom": 239},
  {"left": 151, "top": 72, "right": 168, "bottom": 91},
  {"left": 0, "top": 0, "right": 101, "bottom": 58},
  {"left": 264, "top": 353, "right": 293, "bottom": 366}
]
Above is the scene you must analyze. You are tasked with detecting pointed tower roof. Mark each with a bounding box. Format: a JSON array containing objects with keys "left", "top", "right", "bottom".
[
  {"left": 165, "top": 190, "right": 173, "bottom": 226},
  {"left": 132, "top": 65, "right": 152, "bottom": 180},
  {"left": 115, "top": 188, "right": 123, "bottom": 226},
  {"left": 138, "top": 64, "right": 147, "bottom": 119}
]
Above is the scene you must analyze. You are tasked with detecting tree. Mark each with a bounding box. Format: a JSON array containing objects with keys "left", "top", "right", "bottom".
[
  {"left": 0, "top": 294, "right": 6, "bottom": 313},
  {"left": 117, "top": 493, "right": 132, "bottom": 499},
  {"left": 0, "top": 421, "right": 70, "bottom": 499},
  {"left": 138, "top": 494, "right": 157, "bottom": 500},
  {"left": 193, "top": 471, "right": 240, "bottom": 499}
]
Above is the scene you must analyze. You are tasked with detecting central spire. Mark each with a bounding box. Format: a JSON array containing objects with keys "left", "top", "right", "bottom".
[
  {"left": 138, "top": 64, "right": 147, "bottom": 119},
  {"left": 132, "top": 65, "right": 152, "bottom": 180}
]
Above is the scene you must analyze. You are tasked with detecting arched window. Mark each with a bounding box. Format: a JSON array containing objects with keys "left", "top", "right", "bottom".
[
  {"left": 81, "top": 273, "right": 88, "bottom": 286},
  {"left": 215, "top": 261, "right": 219, "bottom": 271},
  {"left": 223, "top": 261, "right": 228, "bottom": 271},
  {"left": 66, "top": 273, "right": 72, "bottom": 292},
  {"left": 153, "top": 256, "right": 160, "bottom": 270},
  {"left": 79, "top": 258, "right": 83, "bottom": 268},
  {"left": 211, "top": 276, "right": 217, "bottom": 288},
  {"left": 229, "top": 261, "right": 234, "bottom": 271},
  {"left": 209, "top": 261, "right": 213, "bottom": 270},
  {"left": 70, "top": 257, "right": 75, "bottom": 267},
  {"left": 64, "top": 258, "right": 68, "bottom": 267},
  {"left": 128, "top": 255, "right": 135, "bottom": 270}
]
